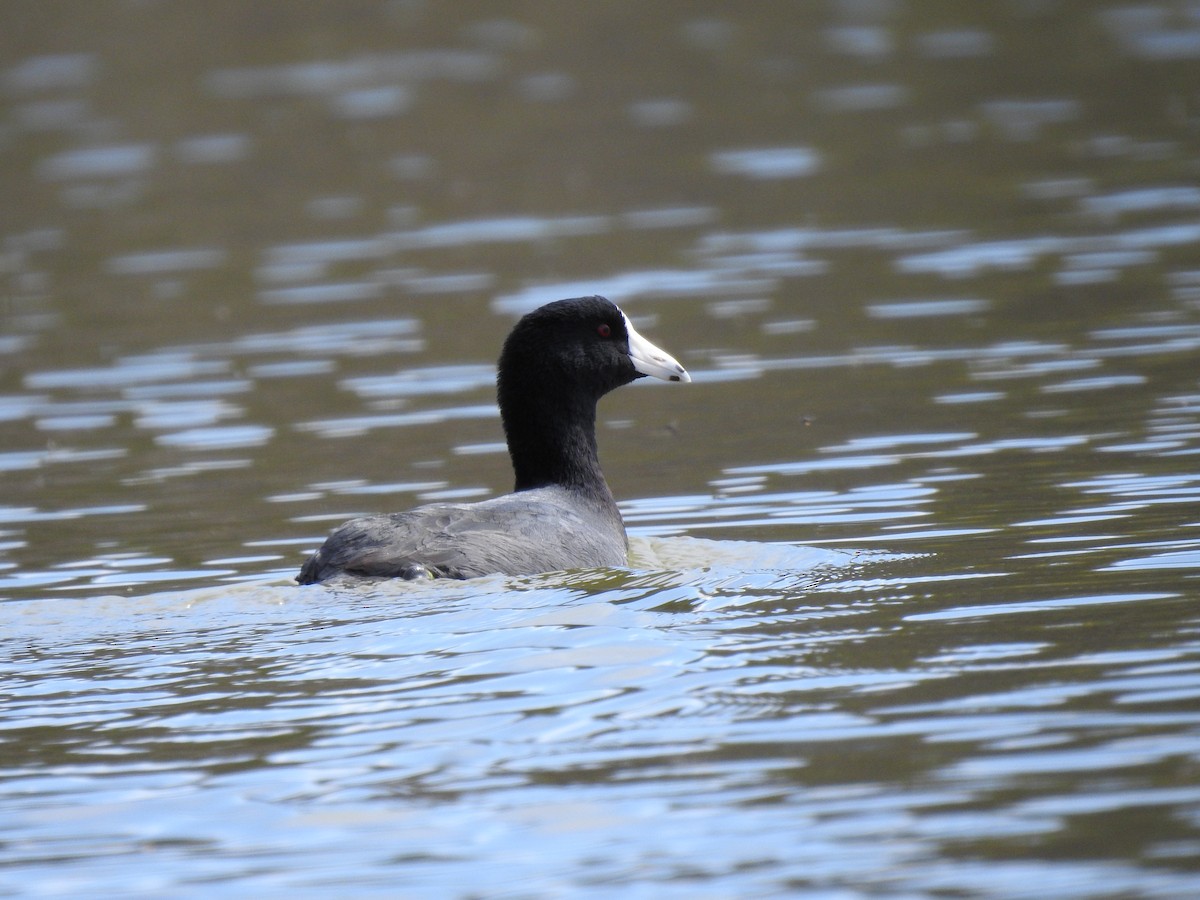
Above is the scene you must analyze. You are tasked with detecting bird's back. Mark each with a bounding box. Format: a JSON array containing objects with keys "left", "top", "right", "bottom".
[{"left": 297, "top": 486, "right": 628, "bottom": 583}]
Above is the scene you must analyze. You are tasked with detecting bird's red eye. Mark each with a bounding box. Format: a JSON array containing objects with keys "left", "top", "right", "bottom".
[{"left": 597, "top": 323, "right": 612, "bottom": 338}]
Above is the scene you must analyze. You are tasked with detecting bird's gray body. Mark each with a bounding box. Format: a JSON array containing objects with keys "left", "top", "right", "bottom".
[{"left": 297, "top": 485, "right": 627, "bottom": 582}]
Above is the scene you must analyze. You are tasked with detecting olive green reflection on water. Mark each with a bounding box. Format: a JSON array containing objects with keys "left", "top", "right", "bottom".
[{"left": 3, "top": 1, "right": 1200, "bottom": 895}]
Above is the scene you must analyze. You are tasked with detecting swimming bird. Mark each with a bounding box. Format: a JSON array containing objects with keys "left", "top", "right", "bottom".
[{"left": 296, "top": 295, "right": 689, "bottom": 583}]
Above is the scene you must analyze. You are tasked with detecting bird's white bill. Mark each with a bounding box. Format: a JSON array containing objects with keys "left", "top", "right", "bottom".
[{"left": 623, "top": 311, "right": 691, "bottom": 383}]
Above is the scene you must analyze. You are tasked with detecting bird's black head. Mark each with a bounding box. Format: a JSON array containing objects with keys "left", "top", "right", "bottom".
[{"left": 498, "top": 296, "right": 689, "bottom": 402}]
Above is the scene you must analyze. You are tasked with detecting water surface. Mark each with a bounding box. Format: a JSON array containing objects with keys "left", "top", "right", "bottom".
[{"left": 3, "top": 3, "right": 1200, "bottom": 896}]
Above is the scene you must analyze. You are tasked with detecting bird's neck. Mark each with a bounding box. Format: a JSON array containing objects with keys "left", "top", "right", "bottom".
[{"left": 501, "top": 390, "right": 613, "bottom": 501}]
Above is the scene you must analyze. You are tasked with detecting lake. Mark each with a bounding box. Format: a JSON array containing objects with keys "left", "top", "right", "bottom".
[{"left": 3, "top": 2, "right": 1200, "bottom": 896}]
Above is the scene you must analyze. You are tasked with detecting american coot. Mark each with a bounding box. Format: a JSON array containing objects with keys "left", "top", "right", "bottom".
[{"left": 297, "top": 295, "right": 690, "bottom": 583}]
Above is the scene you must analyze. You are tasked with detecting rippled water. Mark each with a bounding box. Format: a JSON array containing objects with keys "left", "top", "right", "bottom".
[{"left": 4, "top": 3, "right": 1200, "bottom": 896}]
